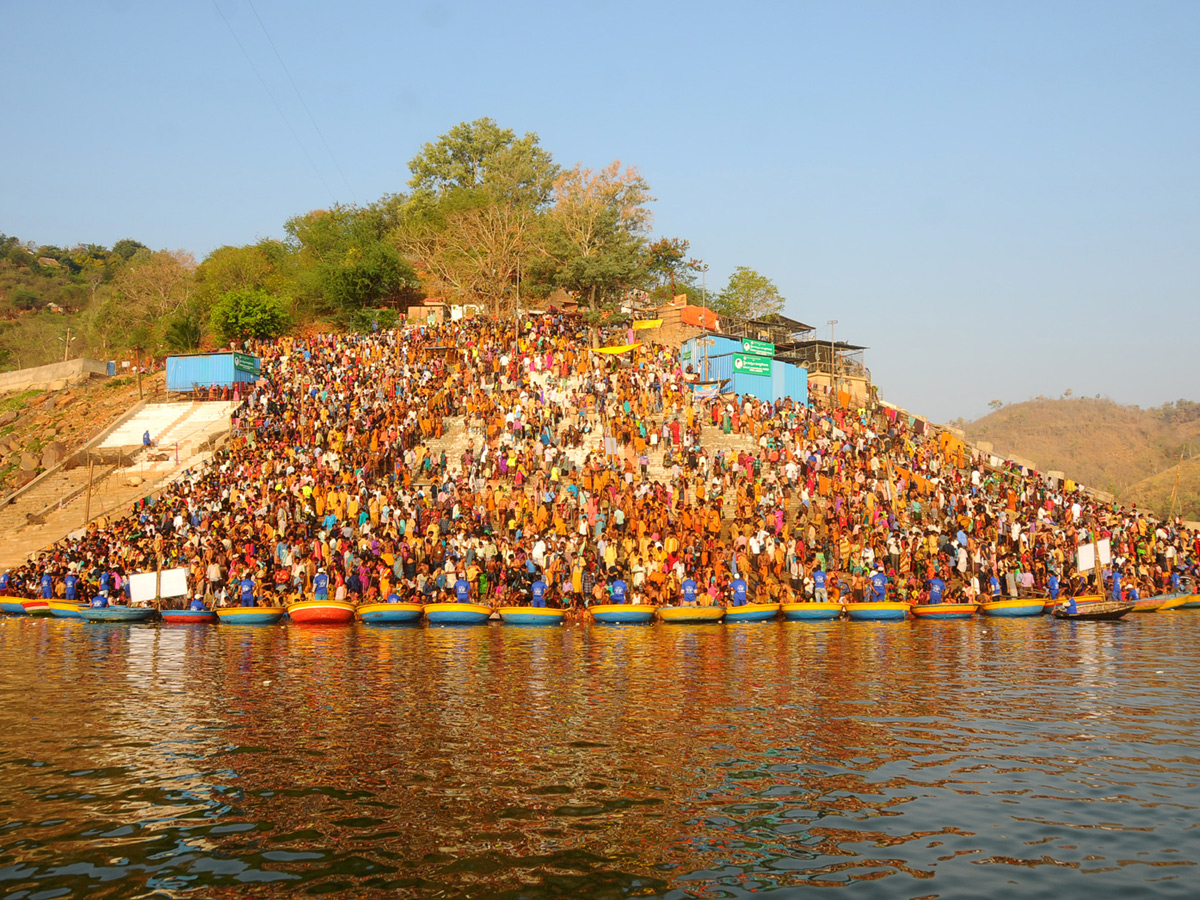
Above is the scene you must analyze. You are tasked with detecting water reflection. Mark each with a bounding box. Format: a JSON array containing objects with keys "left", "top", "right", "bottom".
[{"left": 0, "top": 616, "right": 1197, "bottom": 897}]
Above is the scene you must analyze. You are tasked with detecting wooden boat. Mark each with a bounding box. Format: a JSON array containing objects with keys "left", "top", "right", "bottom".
[
  {"left": 781, "top": 601, "right": 842, "bottom": 621},
  {"left": 20, "top": 599, "right": 53, "bottom": 617},
  {"left": 910, "top": 602, "right": 978, "bottom": 620},
  {"left": 724, "top": 602, "right": 780, "bottom": 623},
  {"left": 845, "top": 601, "right": 909, "bottom": 621},
  {"left": 287, "top": 599, "right": 356, "bottom": 624},
  {"left": 48, "top": 600, "right": 88, "bottom": 619},
  {"left": 358, "top": 601, "right": 423, "bottom": 624},
  {"left": 588, "top": 603, "right": 655, "bottom": 624},
  {"left": 1172, "top": 595, "right": 1200, "bottom": 610},
  {"left": 84, "top": 605, "right": 158, "bottom": 623},
  {"left": 160, "top": 607, "right": 218, "bottom": 624},
  {"left": 658, "top": 605, "right": 726, "bottom": 624},
  {"left": 215, "top": 606, "right": 286, "bottom": 625},
  {"left": 425, "top": 602, "right": 492, "bottom": 625},
  {"left": 1051, "top": 600, "right": 1133, "bottom": 621},
  {"left": 979, "top": 598, "right": 1044, "bottom": 617},
  {"left": 1, "top": 599, "right": 28, "bottom": 615},
  {"left": 498, "top": 606, "right": 566, "bottom": 625},
  {"left": 1159, "top": 595, "right": 1190, "bottom": 611},
  {"left": 1129, "top": 593, "right": 1170, "bottom": 613}
]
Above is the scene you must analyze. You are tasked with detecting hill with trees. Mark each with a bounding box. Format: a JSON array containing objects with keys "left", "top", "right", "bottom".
[{"left": 1, "top": 118, "right": 785, "bottom": 369}]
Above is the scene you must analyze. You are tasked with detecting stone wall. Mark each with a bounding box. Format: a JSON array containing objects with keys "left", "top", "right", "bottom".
[{"left": 0, "top": 359, "right": 109, "bottom": 395}]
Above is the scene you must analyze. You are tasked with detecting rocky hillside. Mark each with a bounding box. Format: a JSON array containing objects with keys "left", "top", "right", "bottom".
[{"left": 962, "top": 397, "right": 1200, "bottom": 520}]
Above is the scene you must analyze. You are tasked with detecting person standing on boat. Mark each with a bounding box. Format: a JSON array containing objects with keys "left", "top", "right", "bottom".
[
  {"left": 927, "top": 574, "right": 945, "bottom": 604},
  {"left": 64, "top": 568, "right": 79, "bottom": 602},
  {"left": 1048, "top": 571, "right": 1060, "bottom": 601},
  {"left": 813, "top": 567, "right": 827, "bottom": 603},
  {"left": 531, "top": 577, "right": 547, "bottom": 607},
  {"left": 239, "top": 573, "right": 256, "bottom": 608},
  {"left": 870, "top": 566, "right": 888, "bottom": 603},
  {"left": 455, "top": 573, "right": 471, "bottom": 603},
  {"left": 40, "top": 570, "right": 53, "bottom": 600},
  {"left": 610, "top": 575, "right": 627, "bottom": 604},
  {"left": 314, "top": 567, "right": 329, "bottom": 601},
  {"left": 681, "top": 576, "right": 699, "bottom": 606},
  {"left": 730, "top": 575, "right": 748, "bottom": 607}
]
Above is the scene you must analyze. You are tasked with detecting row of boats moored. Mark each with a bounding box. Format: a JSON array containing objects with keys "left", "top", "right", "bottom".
[{"left": 4, "top": 592, "right": 1198, "bottom": 626}]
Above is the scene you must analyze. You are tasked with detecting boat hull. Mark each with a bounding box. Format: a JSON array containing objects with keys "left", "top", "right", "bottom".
[
  {"left": 1052, "top": 600, "right": 1133, "bottom": 621},
  {"left": 48, "top": 601, "right": 88, "bottom": 619},
  {"left": 980, "top": 599, "right": 1044, "bottom": 617},
  {"left": 1130, "top": 593, "right": 1176, "bottom": 613},
  {"left": 498, "top": 606, "right": 566, "bottom": 625},
  {"left": 21, "top": 600, "right": 53, "bottom": 617},
  {"left": 781, "top": 601, "right": 842, "bottom": 621},
  {"left": 845, "top": 601, "right": 910, "bottom": 621},
  {"left": 215, "top": 607, "right": 286, "bottom": 625},
  {"left": 84, "top": 606, "right": 158, "bottom": 623},
  {"left": 658, "top": 606, "right": 726, "bottom": 624},
  {"left": 425, "top": 602, "right": 492, "bottom": 625},
  {"left": 589, "top": 603, "right": 654, "bottom": 624},
  {"left": 358, "top": 602, "right": 423, "bottom": 624},
  {"left": 724, "top": 602, "right": 780, "bottom": 623},
  {"left": 287, "top": 600, "right": 356, "bottom": 624},
  {"left": 1173, "top": 597, "right": 1200, "bottom": 609},
  {"left": 0, "top": 600, "right": 27, "bottom": 615},
  {"left": 161, "top": 608, "right": 218, "bottom": 624},
  {"left": 910, "top": 602, "right": 978, "bottom": 620}
]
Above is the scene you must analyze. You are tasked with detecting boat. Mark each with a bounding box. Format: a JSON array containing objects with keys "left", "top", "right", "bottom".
[
  {"left": 48, "top": 600, "right": 88, "bottom": 619},
  {"left": 1051, "top": 600, "right": 1134, "bottom": 621},
  {"left": 357, "top": 601, "right": 424, "bottom": 624},
  {"left": 979, "top": 598, "right": 1044, "bottom": 617},
  {"left": 1159, "top": 595, "right": 1190, "bottom": 611},
  {"left": 160, "top": 607, "right": 218, "bottom": 624},
  {"left": 781, "top": 601, "right": 842, "bottom": 621},
  {"left": 1172, "top": 594, "right": 1200, "bottom": 610},
  {"left": 83, "top": 605, "right": 158, "bottom": 623},
  {"left": 287, "top": 599, "right": 356, "bottom": 625},
  {"left": 215, "top": 606, "right": 286, "bottom": 625},
  {"left": 498, "top": 606, "right": 566, "bottom": 625},
  {"left": 588, "top": 603, "right": 655, "bottom": 624},
  {"left": 425, "top": 602, "right": 492, "bottom": 625},
  {"left": 845, "top": 601, "right": 909, "bottom": 621},
  {"left": 658, "top": 606, "right": 726, "bottom": 624},
  {"left": 723, "top": 602, "right": 780, "bottom": 623},
  {"left": 910, "top": 602, "right": 978, "bottom": 620},
  {"left": 20, "top": 599, "right": 53, "bottom": 617},
  {"left": 1, "top": 599, "right": 28, "bottom": 615},
  {"left": 1129, "top": 593, "right": 1170, "bottom": 613}
]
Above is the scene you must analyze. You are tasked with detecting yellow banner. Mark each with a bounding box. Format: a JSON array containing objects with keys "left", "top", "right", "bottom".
[
  {"left": 590, "top": 343, "right": 641, "bottom": 355},
  {"left": 632, "top": 319, "right": 662, "bottom": 330}
]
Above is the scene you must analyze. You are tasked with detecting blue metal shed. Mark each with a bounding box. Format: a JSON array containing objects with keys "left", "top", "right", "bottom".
[
  {"left": 166, "top": 352, "right": 261, "bottom": 393},
  {"left": 732, "top": 371, "right": 774, "bottom": 402},
  {"left": 774, "top": 362, "right": 809, "bottom": 406}
]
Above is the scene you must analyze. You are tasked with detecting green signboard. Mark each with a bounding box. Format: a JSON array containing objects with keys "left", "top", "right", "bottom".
[
  {"left": 733, "top": 352, "right": 772, "bottom": 376},
  {"left": 742, "top": 338, "right": 775, "bottom": 357},
  {"left": 233, "top": 352, "right": 260, "bottom": 376}
]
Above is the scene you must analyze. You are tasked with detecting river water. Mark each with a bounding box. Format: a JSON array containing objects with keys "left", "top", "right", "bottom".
[{"left": 1, "top": 614, "right": 1197, "bottom": 899}]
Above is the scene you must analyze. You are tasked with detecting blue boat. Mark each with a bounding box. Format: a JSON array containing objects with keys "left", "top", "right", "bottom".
[
  {"left": 49, "top": 601, "right": 88, "bottom": 619},
  {"left": 0, "top": 600, "right": 27, "bottom": 615},
  {"left": 589, "top": 603, "right": 655, "bottom": 624},
  {"left": 781, "top": 601, "right": 842, "bottom": 621},
  {"left": 498, "top": 606, "right": 565, "bottom": 626},
  {"left": 845, "top": 601, "right": 910, "bottom": 621},
  {"left": 358, "top": 601, "right": 423, "bottom": 624},
  {"left": 425, "top": 602, "right": 492, "bottom": 625},
  {"left": 724, "top": 602, "right": 780, "bottom": 623},
  {"left": 84, "top": 606, "right": 158, "bottom": 623}
]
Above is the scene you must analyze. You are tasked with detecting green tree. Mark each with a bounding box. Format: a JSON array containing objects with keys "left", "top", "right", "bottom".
[
  {"left": 210, "top": 288, "right": 291, "bottom": 341},
  {"left": 407, "top": 117, "right": 556, "bottom": 203},
  {"left": 164, "top": 312, "right": 204, "bottom": 352},
  {"left": 111, "top": 238, "right": 148, "bottom": 261},
  {"left": 713, "top": 266, "right": 785, "bottom": 321}
]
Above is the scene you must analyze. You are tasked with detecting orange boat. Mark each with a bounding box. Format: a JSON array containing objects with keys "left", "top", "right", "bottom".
[{"left": 286, "top": 599, "right": 356, "bottom": 624}]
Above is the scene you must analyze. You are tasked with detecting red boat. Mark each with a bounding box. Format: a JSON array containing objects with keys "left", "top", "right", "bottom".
[{"left": 286, "top": 599, "right": 355, "bottom": 624}]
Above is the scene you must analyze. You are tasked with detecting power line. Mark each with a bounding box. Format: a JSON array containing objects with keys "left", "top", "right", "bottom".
[
  {"left": 211, "top": 0, "right": 337, "bottom": 205},
  {"left": 246, "top": 0, "right": 358, "bottom": 203}
]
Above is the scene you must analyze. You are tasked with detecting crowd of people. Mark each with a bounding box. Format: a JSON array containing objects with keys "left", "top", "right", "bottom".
[{"left": 2, "top": 312, "right": 1198, "bottom": 614}]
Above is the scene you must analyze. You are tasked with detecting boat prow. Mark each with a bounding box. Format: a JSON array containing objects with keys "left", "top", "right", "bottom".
[
  {"left": 20, "top": 600, "right": 53, "bottom": 617},
  {"left": 724, "top": 602, "right": 780, "bottom": 623},
  {"left": 498, "top": 606, "right": 566, "bottom": 625},
  {"left": 910, "top": 602, "right": 978, "bottom": 620},
  {"left": 781, "top": 601, "right": 842, "bottom": 621},
  {"left": 845, "top": 601, "right": 909, "bottom": 621},
  {"left": 425, "top": 602, "right": 492, "bottom": 625},
  {"left": 48, "top": 600, "right": 88, "bottom": 619},
  {"left": 215, "top": 606, "right": 286, "bottom": 625},
  {"left": 287, "top": 599, "right": 356, "bottom": 624},
  {"left": 980, "top": 598, "right": 1044, "bottom": 617},
  {"left": 658, "top": 605, "right": 725, "bottom": 623},
  {"left": 0, "top": 600, "right": 27, "bottom": 615},
  {"left": 358, "top": 601, "right": 423, "bottom": 624},
  {"left": 588, "top": 603, "right": 654, "bottom": 624}
]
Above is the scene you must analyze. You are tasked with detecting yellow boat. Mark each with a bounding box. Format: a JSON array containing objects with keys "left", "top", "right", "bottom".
[
  {"left": 425, "top": 602, "right": 492, "bottom": 625},
  {"left": 588, "top": 603, "right": 654, "bottom": 624},
  {"left": 658, "top": 605, "right": 725, "bottom": 623},
  {"left": 498, "top": 606, "right": 566, "bottom": 625},
  {"left": 358, "top": 601, "right": 423, "bottom": 624},
  {"left": 979, "top": 598, "right": 1044, "bottom": 617},
  {"left": 781, "top": 601, "right": 842, "bottom": 621},
  {"left": 844, "top": 601, "right": 910, "bottom": 621},
  {"left": 1159, "top": 596, "right": 1190, "bottom": 611},
  {"left": 724, "top": 602, "right": 780, "bottom": 623}
]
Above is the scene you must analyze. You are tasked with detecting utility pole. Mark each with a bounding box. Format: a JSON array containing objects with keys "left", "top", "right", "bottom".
[
  {"left": 827, "top": 319, "right": 838, "bottom": 404},
  {"left": 63, "top": 326, "right": 71, "bottom": 362},
  {"left": 135, "top": 346, "right": 143, "bottom": 399}
]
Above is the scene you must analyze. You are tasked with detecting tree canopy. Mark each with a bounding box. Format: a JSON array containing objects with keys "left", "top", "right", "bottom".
[{"left": 713, "top": 266, "right": 785, "bottom": 320}]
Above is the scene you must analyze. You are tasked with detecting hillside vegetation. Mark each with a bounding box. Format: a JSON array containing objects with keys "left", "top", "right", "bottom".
[{"left": 963, "top": 397, "right": 1200, "bottom": 520}]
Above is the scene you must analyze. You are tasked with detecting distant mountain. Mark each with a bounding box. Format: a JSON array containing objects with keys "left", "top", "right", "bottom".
[{"left": 960, "top": 397, "right": 1200, "bottom": 521}]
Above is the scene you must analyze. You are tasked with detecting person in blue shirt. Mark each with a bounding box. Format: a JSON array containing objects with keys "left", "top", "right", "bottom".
[
  {"left": 239, "top": 575, "right": 256, "bottom": 607},
  {"left": 92, "top": 593, "right": 109, "bottom": 609},
  {"left": 989, "top": 573, "right": 1001, "bottom": 599},
  {"left": 64, "top": 572, "right": 78, "bottom": 601},
  {"left": 681, "top": 578, "right": 698, "bottom": 606},
  {"left": 0, "top": 571, "right": 9, "bottom": 592},
  {"left": 730, "top": 577, "right": 748, "bottom": 607},
  {"left": 870, "top": 568, "right": 888, "bottom": 603},
  {"left": 928, "top": 576, "right": 945, "bottom": 605},
  {"left": 1170, "top": 570, "right": 1181, "bottom": 593},
  {"left": 1126, "top": 583, "right": 1140, "bottom": 605},
  {"left": 609, "top": 578, "right": 627, "bottom": 604},
  {"left": 454, "top": 576, "right": 471, "bottom": 603},
  {"left": 100, "top": 571, "right": 111, "bottom": 594},
  {"left": 386, "top": 590, "right": 402, "bottom": 604},
  {"left": 1048, "top": 573, "right": 1060, "bottom": 601},
  {"left": 531, "top": 579, "right": 547, "bottom": 607},
  {"left": 313, "top": 568, "right": 329, "bottom": 601},
  {"left": 40, "top": 572, "right": 53, "bottom": 599},
  {"left": 813, "top": 569, "right": 827, "bottom": 603},
  {"left": 1110, "top": 569, "right": 1122, "bottom": 602},
  {"left": 189, "top": 596, "right": 207, "bottom": 611}
]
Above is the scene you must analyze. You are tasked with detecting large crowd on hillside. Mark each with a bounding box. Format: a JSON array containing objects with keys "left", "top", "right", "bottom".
[{"left": 2, "top": 313, "right": 1198, "bottom": 612}]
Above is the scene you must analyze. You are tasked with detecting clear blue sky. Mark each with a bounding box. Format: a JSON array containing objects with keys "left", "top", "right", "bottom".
[{"left": 3, "top": 1, "right": 1197, "bottom": 422}]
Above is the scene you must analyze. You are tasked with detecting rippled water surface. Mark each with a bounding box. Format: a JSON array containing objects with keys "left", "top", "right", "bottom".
[{"left": 2, "top": 614, "right": 1198, "bottom": 899}]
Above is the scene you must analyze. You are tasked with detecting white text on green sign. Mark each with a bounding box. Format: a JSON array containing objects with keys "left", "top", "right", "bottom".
[
  {"left": 733, "top": 353, "right": 772, "bottom": 376},
  {"left": 742, "top": 339, "right": 775, "bottom": 357}
]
